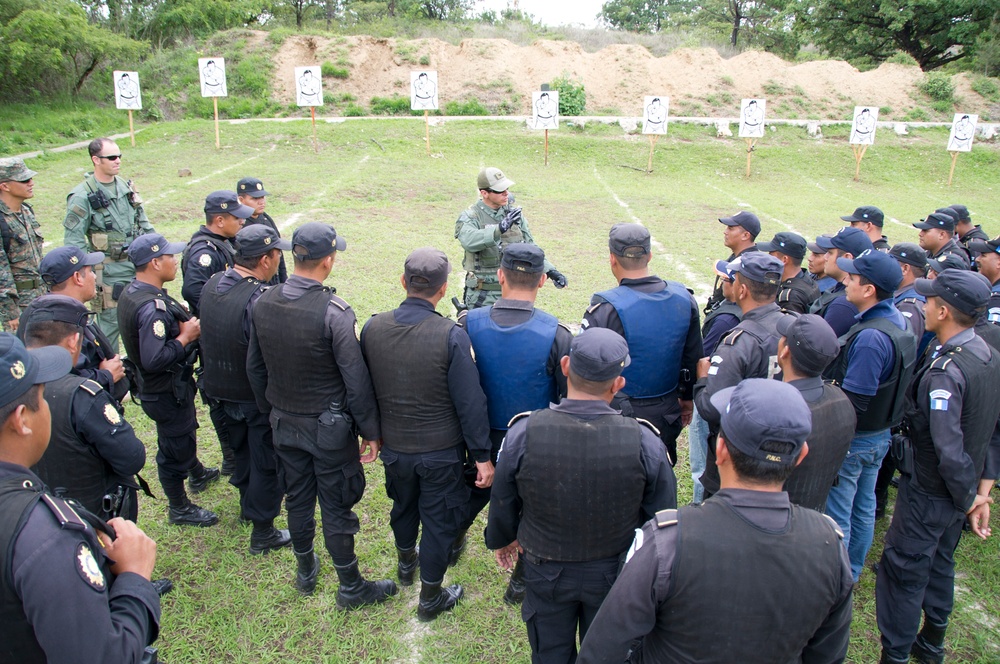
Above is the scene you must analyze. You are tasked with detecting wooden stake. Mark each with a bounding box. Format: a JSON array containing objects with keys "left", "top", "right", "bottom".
[
  {"left": 424, "top": 110, "right": 430, "bottom": 156},
  {"left": 213, "top": 97, "right": 220, "bottom": 150},
  {"left": 544, "top": 129, "right": 549, "bottom": 166},
  {"left": 745, "top": 138, "right": 757, "bottom": 177},
  {"left": 310, "top": 107, "right": 318, "bottom": 154},
  {"left": 647, "top": 134, "right": 659, "bottom": 173},
  {"left": 852, "top": 144, "right": 868, "bottom": 181},
  {"left": 947, "top": 151, "right": 959, "bottom": 187},
  {"left": 128, "top": 110, "right": 135, "bottom": 147}
]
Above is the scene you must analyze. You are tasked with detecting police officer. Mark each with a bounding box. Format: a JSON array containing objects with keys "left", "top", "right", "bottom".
[
  {"left": 0, "top": 333, "right": 161, "bottom": 662},
  {"left": 247, "top": 222, "right": 396, "bottom": 607},
  {"left": 454, "top": 167, "right": 566, "bottom": 309},
  {"left": 757, "top": 231, "right": 820, "bottom": 314},
  {"left": 824, "top": 249, "right": 916, "bottom": 582},
  {"left": 776, "top": 314, "right": 856, "bottom": 511},
  {"left": 694, "top": 252, "right": 787, "bottom": 498},
  {"left": 118, "top": 233, "right": 220, "bottom": 527},
  {"left": 807, "top": 235, "right": 839, "bottom": 292},
  {"left": 927, "top": 253, "right": 968, "bottom": 278},
  {"left": 199, "top": 225, "right": 291, "bottom": 555},
  {"left": 486, "top": 328, "right": 675, "bottom": 663},
  {"left": 876, "top": 270, "right": 1000, "bottom": 664},
  {"left": 21, "top": 297, "right": 146, "bottom": 521},
  {"left": 704, "top": 210, "right": 759, "bottom": 315},
  {"left": 889, "top": 242, "right": 930, "bottom": 345},
  {"left": 237, "top": 177, "right": 287, "bottom": 286},
  {"left": 914, "top": 211, "right": 971, "bottom": 270},
  {"left": 810, "top": 227, "right": 875, "bottom": 336},
  {"left": 64, "top": 138, "right": 155, "bottom": 351},
  {"left": 582, "top": 223, "right": 703, "bottom": 465},
  {"left": 457, "top": 242, "right": 572, "bottom": 603},
  {"left": 952, "top": 204, "right": 987, "bottom": 266},
  {"left": 0, "top": 157, "right": 45, "bottom": 330},
  {"left": 18, "top": 246, "right": 128, "bottom": 403},
  {"left": 577, "top": 379, "right": 853, "bottom": 664},
  {"left": 842, "top": 204, "right": 890, "bottom": 252},
  {"left": 968, "top": 237, "right": 1000, "bottom": 326},
  {"left": 361, "top": 248, "right": 493, "bottom": 620}
]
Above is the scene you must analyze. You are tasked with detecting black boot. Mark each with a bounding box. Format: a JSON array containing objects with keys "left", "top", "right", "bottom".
[
  {"left": 168, "top": 500, "right": 219, "bottom": 527},
  {"left": 397, "top": 546, "right": 418, "bottom": 586},
  {"left": 417, "top": 579, "right": 463, "bottom": 622},
  {"left": 294, "top": 549, "right": 319, "bottom": 595},
  {"left": 503, "top": 559, "right": 526, "bottom": 605},
  {"left": 249, "top": 523, "right": 292, "bottom": 555},
  {"left": 911, "top": 620, "right": 947, "bottom": 664},
  {"left": 448, "top": 529, "right": 468, "bottom": 567},
  {"left": 188, "top": 465, "right": 221, "bottom": 494},
  {"left": 334, "top": 558, "right": 397, "bottom": 610},
  {"left": 879, "top": 650, "right": 909, "bottom": 664}
]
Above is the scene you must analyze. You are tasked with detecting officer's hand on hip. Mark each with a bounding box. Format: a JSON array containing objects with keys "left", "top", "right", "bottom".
[
  {"left": 99, "top": 518, "right": 157, "bottom": 580},
  {"left": 360, "top": 438, "right": 381, "bottom": 463},
  {"left": 475, "top": 460, "right": 494, "bottom": 488},
  {"left": 546, "top": 269, "right": 567, "bottom": 289}
]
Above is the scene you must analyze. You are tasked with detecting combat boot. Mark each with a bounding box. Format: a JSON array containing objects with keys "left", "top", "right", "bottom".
[
  {"left": 334, "top": 558, "right": 397, "bottom": 610},
  {"left": 294, "top": 549, "right": 319, "bottom": 595},
  {"left": 397, "top": 546, "right": 418, "bottom": 586},
  {"left": 447, "top": 529, "right": 468, "bottom": 567},
  {"left": 503, "top": 559, "right": 526, "bottom": 605},
  {"left": 167, "top": 501, "right": 219, "bottom": 527},
  {"left": 910, "top": 620, "right": 947, "bottom": 664},
  {"left": 249, "top": 524, "right": 292, "bottom": 555},
  {"left": 417, "top": 579, "right": 463, "bottom": 622},
  {"left": 188, "top": 465, "right": 221, "bottom": 494},
  {"left": 879, "top": 651, "right": 908, "bottom": 664}
]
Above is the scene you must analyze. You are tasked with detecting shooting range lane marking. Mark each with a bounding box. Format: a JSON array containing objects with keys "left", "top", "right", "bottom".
[
  {"left": 399, "top": 592, "right": 429, "bottom": 663},
  {"left": 954, "top": 583, "right": 1000, "bottom": 639},
  {"left": 810, "top": 182, "right": 939, "bottom": 231},
  {"left": 701, "top": 182, "right": 795, "bottom": 233},
  {"left": 274, "top": 153, "right": 374, "bottom": 232},
  {"left": 592, "top": 168, "right": 712, "bottom": 299},
  {"left": 183, "top": 144, "right": 278, "bottom": 187}
]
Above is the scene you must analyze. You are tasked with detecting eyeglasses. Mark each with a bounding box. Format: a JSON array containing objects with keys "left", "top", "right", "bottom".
[
  {"left": 97, "top": 154, "right": 122, "bottom": 161},
  {"left": 489, "top": 189, "right": 508, "bottom": 195}
]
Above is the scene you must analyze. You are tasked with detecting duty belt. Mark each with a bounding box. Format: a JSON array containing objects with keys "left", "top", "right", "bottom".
[
  {"left": 15, "top": 278, "right": 42, "bottom": 291},
  {"left": 470, "top": 276, "right": 502, "bottom": 291},
  {"left": 522, "top": 551, "right": 549, "bottom": 565}
]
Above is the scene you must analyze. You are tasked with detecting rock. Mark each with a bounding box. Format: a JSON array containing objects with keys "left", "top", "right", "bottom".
[
  {"left": 716, "top": 121, "right": 732, "bottom": 137},
  {"left": 977, "top": 124, "right": 998, "bottom": 141},
  {"left": 618, "top": 117, "right": 638, "bottom": 133},
  {"left": 178, "top": 168, "right": 192, "bottom": 177},
  {"left": 807, "top": 122, "right": 822, "bottom": 138},
  {"left": 893, "top": 123, "right": 908, "bottom": 136},
  {"left": 769, "top": 124, "right": 776, "bottom": 132}
]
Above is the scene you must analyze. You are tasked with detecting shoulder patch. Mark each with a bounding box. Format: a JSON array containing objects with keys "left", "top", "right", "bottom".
[
  {"left": 723, "top": 328, "right": 744, "bottom": 346},
  {"left": 103, "top": 403, "right": 122, "bottom": 425},
  {"left": 635, "top": 417, "right": 661, "bottom": 436},
  {"left": 75, "top": 543, "right": 107, "bottom": 592},
  {"left": 507, "top": 411, "right": 532, "bottom": 428},
  {"left": 198, "top": 252, "right": 213, "bottom": 267},
  {"left": 70, "top": 204, "right": 87, "bottom": 218},
  {"left": 822, "top": 513, "right": 844, "bottom": 539},
  {"left": 329, "top": 295, "right": 348, "bottom": 311},
  {"left": 152, "top": 319, "right": 166, "bottom": 339},
  {"left": 79, "top": 379, "right": 103, "bottom": 396},
  {"left": 929, "top": 388, "right": 952, "bottom": 411},
  {"left": 655, "top": 509, "right": 679, "bottom": 528}
]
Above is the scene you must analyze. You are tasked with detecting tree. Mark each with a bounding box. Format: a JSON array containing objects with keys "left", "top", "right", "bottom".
[
  {"left": 800, "top": 0, "right": 997, "bottom": 71},
  {"left": 599, "top": 0, "right": 671, "bottom": 32}
]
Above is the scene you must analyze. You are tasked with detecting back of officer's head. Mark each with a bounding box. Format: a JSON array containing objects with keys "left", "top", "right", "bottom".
[
  {"left": 0, "top": 334, "right": 71, "bottom": 459},
  {"left": 403, "top": 248, "right": 450, "bottom": 299},
  {"left": 608, "top": 223, "right": 651, "bottom": 271},
  {"left": 566, "top": 329, "right": 630, "bottom": 397},
  {"left": 729, "top": 254, "right": 783, "bottom": 303},
  {"left": 500, "top": 243, "right": 545, "bottom": 290},
  {"left": 21, "top": 296, "right": 88, "bottom": 352}
]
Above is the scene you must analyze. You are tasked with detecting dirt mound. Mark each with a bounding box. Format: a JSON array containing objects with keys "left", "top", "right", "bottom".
[{"left": 271, "top": 33, "right": 993, "bottom": 120}]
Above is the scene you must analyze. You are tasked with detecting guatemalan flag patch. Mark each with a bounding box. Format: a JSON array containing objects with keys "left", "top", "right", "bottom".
[{"left": 930, "top": 389, "right": 952, "bottom": 411}]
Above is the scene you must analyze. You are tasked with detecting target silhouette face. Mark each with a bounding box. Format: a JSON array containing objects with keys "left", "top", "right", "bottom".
[
  {"left": 114, "top": 71, "right": 142, "bottom": 110},
  {"left": 295, "top": 67, "right": 323, "bottom": 107},
  {"left": 410, "top": 71, "right": 439, "bottom": 110},
  {"left": 199, "top": 58, "right": 228, "bottom": 98}
]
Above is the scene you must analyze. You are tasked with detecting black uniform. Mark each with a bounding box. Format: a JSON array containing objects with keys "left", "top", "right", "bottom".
[
  {"left": 247, "top": 275, "right": 380, "bottom": 562},
  {"left": 577, "top": 490, "right": 853, "bottom": 664},
  {"left": 776, "top": 268, "right": 820, "bottom": 314},
  {"left": 486, "top": 399, "right": 675, "bottom": 664},
  {"left": 704, "top": 245, "right": 756, "bottom": 314},
  {"left": 873, "top": 235, "right": 891, "bottom": 253},
  {"left": 929, "top": 238, "right": 971, "bottom": 270},
  {"left": 0, "top": 462, "right": 160, "bottom": 663},
  {"left": 180, "top": 226, "right": 235, "bottom": 317},
  {"left": 31, "top": 375, "right": 145, "bottom": 521},
  {"left": 244, "top": 212, "right": 287, "bottom": 285},
  {"left": 361, "top": 297, "right": 491, "bottom": 584},
  {"left": 876, "top": 328, "right": 1000, "bottom": 660},
  {"left": 700, "top": 300, "right": 741, "bottom": 356},
  {"left": 958, "top": 225, "right": 989, "bottom": 266}
]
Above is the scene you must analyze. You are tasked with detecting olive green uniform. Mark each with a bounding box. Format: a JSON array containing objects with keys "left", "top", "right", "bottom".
[{"left": 0, "top": 199, "right": 45, "bottom": 328}]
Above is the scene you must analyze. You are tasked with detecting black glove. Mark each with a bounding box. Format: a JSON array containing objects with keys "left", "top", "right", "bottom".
[
  {"left": 498, "top": 207, "right": 522, "bottom": 234},
  {"left": 547, "top": 269, "right": 567, "bottom": 289}
]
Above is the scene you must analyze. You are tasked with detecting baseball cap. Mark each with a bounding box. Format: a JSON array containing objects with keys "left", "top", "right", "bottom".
[
  {"left": 204, "top": 190, "right": 254, "bottom": 218},
  {"left": 949, "top": 204, "right": 970, "bottom": 222},
  {"left": 292, "top": 222, "right": 346, "bottom": 260},
  {"left": 888, "top": 242, "right": 928, "bottom": 269},
  {"left": 776, "top": 314, "right": 839, "bottom": 376},
  {"left": 710, "top": 379, "right": 812, "bottom": 464},
  {"left": 501, "top": 243, "right": 545, "bottom": 273},
  {"left": 815, "top": 227, "right": 874, "bottom": 257},
  {"left": 404, "top": 247, "right": 450, "bottom": 290},
  {"left": 914, "top": 270, "right": 991, "bottom": 317},
  {"left": 913, "top": 212, "right": 955, "bottom": 232},
  {"left": 808, "top": 234, "right": 834, "bottom": 254},
  {"left": 718, "top": 211, "right": 761, "bottom": 239},
  {"left": 236, "top": 177, "right": 269, "bottom": 199},
  {"left": 714, "top": 258, "right": 737, "bottom": 282},
  {"left": 39, "top": 246, "right": 105, "bottom": 286},
  {"left": 0, "top": 157, "right": 37, "bottom": 183},
  {"left": 21, "top": 295, "right": 91, "bottom": 329},
  {"left": 966, "top": 238, "right": 1000, "bottom": 256},
  {"left": 927, "top": 253, "right": 969, "bottom": 275},
  {"left": 234, "top": 225, "right": 291, "bottom": 258},
  {"left": 477, "top": 167, "right": 514, "bottom": 193},
  {"left": 728, "top": 252, "right": 783, "bottom": 286},
  {"left": 0, "top": 333, "right": 72, "bottom": 410},
  {"left": 934, "top": 207, "right": 960, "bottom": 224},
  {"left": 836, "top": 249, "right": 903, "bottom": 292},
  {"left": 840, "top": 205, "right": 884, "bottom": 228},
  {"left": 757, "top": 232, "right": 807, "bottom": 260},
  {"left": 608, "top": 223, "right": 650, "bottom": 258},
  {"left": 569, "top": 328, "right": 630, "bottom": 382},
  {"left": 127, "top": 234, "right": 187, "bottom": 266}
]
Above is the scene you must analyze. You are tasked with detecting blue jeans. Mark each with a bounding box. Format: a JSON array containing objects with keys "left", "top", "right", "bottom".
[
  {"left": 688, "top": 408, "right": 709, "bottom": 504},
  {"left": 825, "top": 429, "right": 891, "bottom": 581}
]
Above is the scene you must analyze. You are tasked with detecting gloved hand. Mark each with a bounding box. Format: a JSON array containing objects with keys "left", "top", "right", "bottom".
[
  {"left": 498, "top": 207, "right": 522, "bottom": 234},
  {"left": 547, "top": 269, "right": 567, "bottom": 289}
]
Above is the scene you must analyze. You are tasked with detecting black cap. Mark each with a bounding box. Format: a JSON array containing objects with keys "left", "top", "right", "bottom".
[
  {"left": 569, "top": 329, "right": 631, "bottom": 382},
  {"left": 836, "top": 249, "right": 903, "bottom": 292},
  {"left": 608, "top": 223, "right": 651, "bottom": 258},
  {"left": 776, "top": 314, "right": 839, "bottom": 376},
  {"left": 404, "top": 247, "right": 450, "bottom": 290},
  {"left": 757, "top": 232, "right": 807, "bottom": 260},
  {"left": 236, "top": 177, "right": 269, "bottom": 199},
  {"left": 39, "top": 246, "right": 105, "bottom": 286},
  {"left": 234, "top": 225, "right": 291, "bottom": 258},
  {"left": 966, "top": 238, "right": 1000, "bottom": 256},
  {"left": 204, "top": 190, "right": 254, "bottom": 218},
  {"left": 21, "top": 295, "right": 91, "bottom": 329},
  {"left": 807, "top": 234, "right": 834, "bottom": 254},
  {"left": 889, "top": 242, "right": 928, "bottom": 269},
  {"left": 840, "top": 205, "right": 884, "bottom": 228},
  {"left": 816, "top": 227, "right": 874, "bottom": 257},
  {"left": 728, "top": 252, "right": 783, "bottom": 285},
  {"left": 718, "top": 211, "right": 761, "bottom": 239},
  {"left": 291, "top": 222, "right": 346, "bottom": 260},
  {"left": 949, "top": 204, "right": 970, "bottom": 222},
  {"left": 914, "top": 270, "right": 992, "bottom": 317},
  {"left": 0, "top": 333, "right": 72, "bottom": 409},
  {"left": 934, "top": 207, "right": 960, "bottom": 224},
  {"left": 501, "top": 243, "right": 545, "bottom": 273},
  {"left": 710, "top": 379, "right": 811, "bottom": 464},
  {"left": 913, "top": 212, "right": 956, "bottom": 232},
  {"left": 127, "top": 234, "right": 187, "bottom": 266},
  {"left": 927, "top": 253, "right": 969, "bottom": 275}
]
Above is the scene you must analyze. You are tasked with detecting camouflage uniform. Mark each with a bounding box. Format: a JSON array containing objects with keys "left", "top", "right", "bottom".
[
  {"left": 64, "top": 174, "right": 154, "bottom": 351},
  {"left": 0, "top": 158, "right": 45, "bottom": 329}
]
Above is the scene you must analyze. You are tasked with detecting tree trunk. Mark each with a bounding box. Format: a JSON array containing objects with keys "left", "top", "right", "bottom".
[{"left": 74, "top": 57, "right": 100, "bottom": 97}]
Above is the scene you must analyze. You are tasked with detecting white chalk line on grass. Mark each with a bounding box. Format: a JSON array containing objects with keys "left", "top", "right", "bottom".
[
  {"left": 592, "top": 169, "right": 712, "bottom": 298},
  {"left": 183, "top": 144, "right": 278, "bottom": 187},
  {"left": 702, "top": 182, "right": 795, "bottom": 233},
  {"left": 954, "top": 581, "right": 1000, "bottom": 652},
  {"left": 397, "top": 592, "right": 429, "bottom": 664}
]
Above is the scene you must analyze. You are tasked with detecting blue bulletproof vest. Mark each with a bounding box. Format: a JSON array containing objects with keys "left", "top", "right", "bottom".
[
  {"left": 597, "top": 282, "right": 690, "bottom": 398},
  {"left": 466, "top": 306, "right": 559, "bottom": 430}
]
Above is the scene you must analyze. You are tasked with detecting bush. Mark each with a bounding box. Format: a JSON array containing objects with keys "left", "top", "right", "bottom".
[
  {"left": 919, "top": 72, "right": 954, "bottom": 102},
  {"left": 370, "top": 95, "right": 412, "bottom": 115},
  {"left": 344, "top": 103, "right": 366, "bottom": 116},
  {"left": 444, "top": 98, "right": 489, "bottom": 115},
  {"left": 971, "top": 76, "right": 999, "bottom": 101},
  {"left": 551, "top": 73, "right": 585, "bottom": 116},
  {"left": 904, "top": 107, "right": 930, "bottom": 122},
  {"left": 321, "top": 61, "right": 349, "bottom": 79}
]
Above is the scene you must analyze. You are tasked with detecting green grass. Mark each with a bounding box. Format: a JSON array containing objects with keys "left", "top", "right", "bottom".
[{"left": 20, "top": 118, "right": 1000, "bottom": 662}]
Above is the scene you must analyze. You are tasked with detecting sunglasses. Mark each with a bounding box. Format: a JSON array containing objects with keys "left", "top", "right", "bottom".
[{"left": 97, "top": 154, "right": 122, "bottom": 161}]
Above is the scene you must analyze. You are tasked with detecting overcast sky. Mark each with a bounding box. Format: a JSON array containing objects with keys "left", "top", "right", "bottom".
[{"left": 477, "top": 0, "right": 606, "bottom": 28}]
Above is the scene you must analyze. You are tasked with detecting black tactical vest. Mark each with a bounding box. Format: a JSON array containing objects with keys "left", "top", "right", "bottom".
[
  {"left": 649, "top": 500, "right": 845, "bottom": 663},
  {"left": 199, "top": 272, "right": 261, "bottom": 403},
  {"left": 252, "top": 284, "right": 345, "bottom": 415},
  {"left": 809, "top": 287, "right": 842, "bottom": 317},
  {"left": 118, "top": 285, "right": 190, "bottom": 395},
  {"left": 777, "top": 272, "right": 820, "bottom": 314},
  {"left": 975, "top": 317, "right": 1000, "bottom": 353},
  {"left": 181, "top": 229, "right": 234, "bottom": 279},
  {"left": 30, "top": 376, "right": 112, "bottom": 516},
  {"left": 0, "top": 476, "right": 46, "bottom": 663},
  {"left": 516, "top": 409, "right": 645, "bottom": 561},
  {"left": 701, "top": 300, "right": 742, "bottom": 340},
  {"left": 826, "top": 316, "right": 917, "bottom": 431}
]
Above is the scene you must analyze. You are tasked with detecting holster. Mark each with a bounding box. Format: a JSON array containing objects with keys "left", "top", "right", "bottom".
[
  {"left": 123, "top": 358, "right": 144, "bottom": 401},
  {"left": 891, "top": 433, "right": 914, "bottom": 476}
]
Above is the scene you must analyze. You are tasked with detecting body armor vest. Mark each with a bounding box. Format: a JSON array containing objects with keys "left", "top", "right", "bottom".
[
  {"left": 199, "top": 272, "right": 260, "bottom": 403},
  {"left": 252, "top": 284, "right": 345, "bottom": 415},
  {"left": 701, "top": 300, "right": 742, "bottom": 339},
  {"left": 975, "top": 317, "right": 1000, "bottom": 353},
  {"left": 597, "top": 282, "right": 690, "bottom": 397},
  {"left": 777, "top": 272, "right": 820, "bottom": 314},
  {"left": 181, "top": 230, "right": 234, "bottom": 277},
  {"left": 809, "top": 286, "right": 842, "bottom": 317},
  {"left": 466, "top": 306, "right": 558, "bottom": 430},
  {"left": 363, "top": 311, "right": 464, "bottom": 453},
  {"left": 118, "top": 286, "right": 190, "bottom": 395},
  {"left": 517, "top": 409, "right": 645, "bottom": 561},
  {"left": 0, "top": 476, "right": 47, "bottom": 663}
]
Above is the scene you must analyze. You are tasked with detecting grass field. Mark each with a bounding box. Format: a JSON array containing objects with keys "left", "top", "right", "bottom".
[{"left": 20, "top": 117, "right": 1000, "bottom": 662}]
